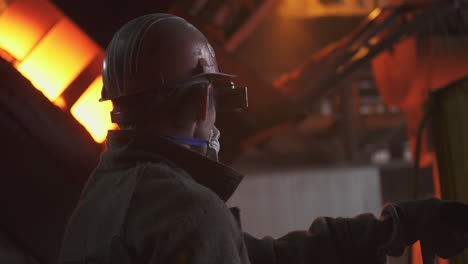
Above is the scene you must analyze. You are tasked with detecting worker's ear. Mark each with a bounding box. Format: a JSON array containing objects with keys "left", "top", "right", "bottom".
[{"left": 195, "top": 84, "right": 209, "bottom": 122}]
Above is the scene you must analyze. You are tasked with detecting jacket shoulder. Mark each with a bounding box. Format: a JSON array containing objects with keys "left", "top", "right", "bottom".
[
  {"left": 124, "top": 162, "right": 243, "bottom": 262},
  {"left": 136, "top": 161, "right": 223, "bottom": 203},
  {"left": 128, "top": 161, "right": 228, "bottom": 222}
]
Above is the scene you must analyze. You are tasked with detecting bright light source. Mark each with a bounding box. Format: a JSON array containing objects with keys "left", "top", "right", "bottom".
[
  {"left": 0, "top": 0, "right": 110, "bottom": 144},
  {"left": 16, "top": 17, "right": 99, "bottom": 102},
  {"left": 0, "top": 0, "right": 61, "bottom": 60},
  {"left": 71, "top": 76, "right": 115, "bottom": 143},
  {"left": 368, "top": 8, "right": 382, "bottom": 20}
]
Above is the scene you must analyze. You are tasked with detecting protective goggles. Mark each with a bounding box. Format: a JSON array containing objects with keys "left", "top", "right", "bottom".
[{"left": 171, "top": 74, "right": 248, "bottom": 112}]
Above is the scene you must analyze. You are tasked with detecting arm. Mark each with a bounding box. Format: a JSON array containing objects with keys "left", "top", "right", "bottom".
[
  {"left": 245, "top": 198, "right": 468, "bottom": 264},
  {"left": 244, "top": 214, "right": 393, "bottom": 264}
]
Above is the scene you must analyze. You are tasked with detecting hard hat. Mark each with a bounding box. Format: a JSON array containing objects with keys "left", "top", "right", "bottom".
[{"left": 100, "top": 13, "right": 235, "bottom": 102}]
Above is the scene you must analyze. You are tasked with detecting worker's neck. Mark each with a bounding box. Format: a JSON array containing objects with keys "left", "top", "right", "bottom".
[
  {"left": 144, "top": 122, "right": 200, "bottom": 147},
  {"left": 148, "top": 123, "right": 195, "bottom": 138}
]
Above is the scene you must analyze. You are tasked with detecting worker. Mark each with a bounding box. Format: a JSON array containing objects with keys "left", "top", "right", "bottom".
[{"left": 59, "top": 13, "right": 468, "bottom": 264}]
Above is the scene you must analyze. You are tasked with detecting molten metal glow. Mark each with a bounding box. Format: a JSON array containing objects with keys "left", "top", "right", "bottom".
[
  {"left": 0, "top": 0, "right": 111, "bottom": 143},
  {"left": 71, "top": 76, "right": 115, "bottom": 143},
  {"left": 0, "top": 0, "right": 61, "bottom": 60},
  {"left": 16, "top": 17, "right": 99, "bottom": 102}
]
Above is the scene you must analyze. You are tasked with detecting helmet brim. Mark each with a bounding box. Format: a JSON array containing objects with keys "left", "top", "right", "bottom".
[{"left": 191, "top": 72, "right": 236, "bottom": 80}]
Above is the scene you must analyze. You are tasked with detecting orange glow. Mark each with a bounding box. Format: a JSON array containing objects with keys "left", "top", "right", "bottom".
[
  {"left": 0, "top": 0, "right": 10, "bottom": 14},
  {"left": 54, "top": 96, "right": 67, "bottom": 109},
  {"left": 368, "top": 8, "right": 382, "bottom": 20},
  {"left": 0, "top": 0, "right": 61, "bottom": 60},
  {"left": 278, "top": 0, "right": 384, "bottom": 18},
  {"left": 71, "top": 76, "right": 115, "bottom": 143},
  {"left": 16, "top": 17, "right": 99, "bottom": 102},
  {"left": 0, "top": 0, "right": 111, "bottom": 143},
  {"left": 412, "top": 241, "right": 423, "bottom": 264}
]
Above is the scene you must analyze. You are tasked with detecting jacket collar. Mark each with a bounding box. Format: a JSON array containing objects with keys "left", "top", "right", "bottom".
[{"left": 102, "top": 129, "right": 244, "bottom": 202}]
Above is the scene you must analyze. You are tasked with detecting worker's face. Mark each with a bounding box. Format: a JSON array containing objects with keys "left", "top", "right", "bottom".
[{"left": 192, "top": 87, "right": 217, "bottom": 155}]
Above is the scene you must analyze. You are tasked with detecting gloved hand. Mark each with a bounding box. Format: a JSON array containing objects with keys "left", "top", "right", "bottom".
[{"left": 382, "top": 198, "right": 468, "bottom": 260}]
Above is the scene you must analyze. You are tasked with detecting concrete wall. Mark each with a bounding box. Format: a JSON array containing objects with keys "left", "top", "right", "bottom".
[{"left": 227, "top": 166, "right": 382, "bottom": 238}]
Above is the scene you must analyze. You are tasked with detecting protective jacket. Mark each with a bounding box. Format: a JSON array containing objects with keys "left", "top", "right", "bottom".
[{"left": 59, "top": 129, "right": 395, "bottom": 264}]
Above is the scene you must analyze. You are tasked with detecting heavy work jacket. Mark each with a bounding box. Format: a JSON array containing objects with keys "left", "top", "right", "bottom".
[{"left": 59, "top": 129, "right": 398, "bottom": 264}]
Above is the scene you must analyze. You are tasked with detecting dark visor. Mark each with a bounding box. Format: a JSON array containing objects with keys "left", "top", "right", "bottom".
[{"left": 173, "top": 75, "right": 248, "bottom": 112}]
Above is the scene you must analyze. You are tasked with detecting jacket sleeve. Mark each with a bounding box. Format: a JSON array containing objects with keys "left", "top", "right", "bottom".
[
  {"left": 244, "top": 213, "right": 395, "bottom": 264},
  {"left": 122, "top": 165, "right": 247, "bottom": 264}
]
